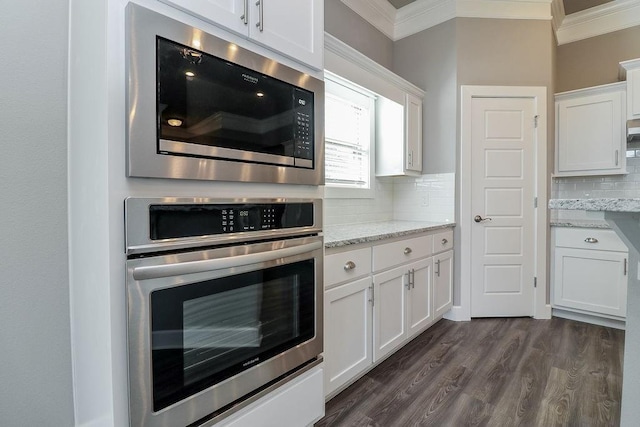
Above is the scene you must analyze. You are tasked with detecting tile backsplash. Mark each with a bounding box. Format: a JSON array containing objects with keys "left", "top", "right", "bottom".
[
  {"left": 551, "top": 155, "right": 640, "bottom": 221},
  {"left": 324, "top": 173, "right": 455, "bottom": 226}
]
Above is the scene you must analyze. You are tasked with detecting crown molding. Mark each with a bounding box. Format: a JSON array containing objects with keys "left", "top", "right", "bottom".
[
  {"left": 550, "top": 0, "right": 565, "bottom": 34},
  {"left": 556, "top": 0, "right": 640, "bottom": 45},
  {"left": 340, "top": 0, "right": 397, "bottom": 39},
  {"left": 394, "top": 0, "right": 456, "bottom": 40},
  {"left": 324, "top": 32, "right": 425, "bottom": 96},
  {"left": 341, "top": 0, "right": 640, "bottom": 44}
]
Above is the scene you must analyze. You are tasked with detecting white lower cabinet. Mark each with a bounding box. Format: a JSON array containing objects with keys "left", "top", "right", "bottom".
[
  {"left": 552, "top": 227, "right": 628, "bottom": 322},
  {"left": 324, "top": 228, "right": 454, "bottom": 398},
  {"left": 324, "top": 277, "right": 372, "bottom": 397},
  {"left": 433, "top": 250, "right": 454, "bottom": 319}
]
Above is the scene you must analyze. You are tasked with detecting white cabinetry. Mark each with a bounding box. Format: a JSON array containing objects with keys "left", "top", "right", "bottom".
[
  {"left": 555, "top": 83, "right": 626, "bottom": 177},
  {"left": 432, "top": 230, "right": 453, "bottom": 319},
  {"left": 620, "top": 58, "right": 640, "bottom": 120},
  {"left": 371, "top": 234, "right": 433, "bottom": 360},
  {"left": 323, "top": 227, "right": 454, "bottom": 398},
  {"left": 160, "top": 0, "right": 323, "bottom": 69},
  {"left": 376, "top": 93, "right": 424, "bottom": 177},
  {"left": 552, "top": 227, "right": 628, "bottom": 324},
  {"left": 323, "top": 248, "right": 372, "bottom": 397}
]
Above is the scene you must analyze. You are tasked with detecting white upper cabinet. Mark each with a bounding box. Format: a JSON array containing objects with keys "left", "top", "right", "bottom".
[
  {"left": 555, "top": 82, "right": 626, "bottom": 177},
  {"left": 159, "top": 0, "right": 324, "bottom": 69},
  {"left": 405, "top": 93, "right": 423, "bottom": 173},
  {"left": 376, "top": 92, "right": 424, "bottom": 177},
  {"left": 620, "top": 58, "right": 640, "bottom": 120}
]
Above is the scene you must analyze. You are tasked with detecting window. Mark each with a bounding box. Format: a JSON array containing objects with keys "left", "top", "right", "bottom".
[{"left": 324, "top": 72, "right": 376, "bottom": 198}]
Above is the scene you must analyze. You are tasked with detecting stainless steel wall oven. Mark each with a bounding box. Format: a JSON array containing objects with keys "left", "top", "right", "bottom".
[
  {"left": 125, "top": 197, "right": 323, "bottom": 427},
  {"left": 126, "top": 4, "right": 324, "bottom": 185}
]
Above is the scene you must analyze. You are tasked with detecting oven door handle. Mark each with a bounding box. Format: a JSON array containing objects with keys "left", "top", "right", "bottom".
[{"left": 132, "top": 240, "right": 323, "bottom": 281}]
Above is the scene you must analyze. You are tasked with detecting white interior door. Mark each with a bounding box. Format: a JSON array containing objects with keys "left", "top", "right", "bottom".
[{"left": 470, "top": 97, "right": 536, "bottom": 317}]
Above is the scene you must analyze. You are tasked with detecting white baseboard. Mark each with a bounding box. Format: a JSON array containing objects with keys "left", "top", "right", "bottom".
[
  {"left": 535, "top": 304, "right": 552, "bottom": 320},
  {"left": 443, "top": 305, "right": 471, "bottom": 322},
  {"left": 552, "top": 308, "right": 625, "bottom": 330}
]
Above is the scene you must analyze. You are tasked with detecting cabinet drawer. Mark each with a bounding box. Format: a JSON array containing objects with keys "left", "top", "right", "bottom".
[
  {"left": 372, "top": 235, "right": 433, "bottom": 272},
  {"left": 325, "top": 247, "right": 372, "bottom": 288},
  {"left": 555, "top": 228, "right": 627, "bottom": 252},
  {"left": 432, "top": 229, "right": 453, "bottom": 254}
]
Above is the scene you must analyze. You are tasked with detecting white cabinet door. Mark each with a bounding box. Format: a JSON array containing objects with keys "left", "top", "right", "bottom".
[
  {"left": 554, "top": 247, "right": 627, "bottom": 318},
  {"left": 373, "top": 265, "right": 408, "bottom": 362},
  {"left": 406, "top": 257, "right": 432, "bottom": 339},
  {"left": 324, "top": 277, "right": 372, "bottom": 397},
  {"left": 160, "top": 0, "right": 323, "bottom": 69},
  {"left": 621, "top": 59, "right": 640, "bottom": 120},
  {"left": 248, "top": 0, "right": 323, "bottom": 69},
  {"left": 555, "top": 84, "right": 626, "bottom": 176},
  {"left": 433, "top": 250, "right": 453, "bottom": 319},
  {"left": 405, "top": 93, "right": 422, "bottom": 173},
  {"left": 628, "top": 68, "right": 640, "bottom": 120},
  {"left": 160, "top": 0, "right": 248, "bottom": 35}
]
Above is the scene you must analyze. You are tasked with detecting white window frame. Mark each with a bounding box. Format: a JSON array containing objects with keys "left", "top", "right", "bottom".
[{"left": 324, "top": 71, "right": 376, "bottom": 199}]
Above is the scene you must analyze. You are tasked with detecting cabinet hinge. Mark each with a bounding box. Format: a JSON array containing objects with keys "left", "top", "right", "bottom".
[
  {"left": 534, "top": 197, "right": 538, "bottom": 208},
  {"left": 534, "top": 115, "right": 539, "bottom": 128},
  {"left": 534, "top": 277, "right": 537, "bottom": 288}
]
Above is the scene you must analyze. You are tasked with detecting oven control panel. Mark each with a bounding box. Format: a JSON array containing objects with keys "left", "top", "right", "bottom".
[{"left": 149, "top": 202, "right": 314, "bottom": 241}]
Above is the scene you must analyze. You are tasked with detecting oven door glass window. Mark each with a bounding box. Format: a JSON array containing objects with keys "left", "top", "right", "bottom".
[{"left": 150, "top": 259, "right": 315, "bottom": 411}]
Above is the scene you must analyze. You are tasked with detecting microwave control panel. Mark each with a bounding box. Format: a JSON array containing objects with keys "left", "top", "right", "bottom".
[{"left": 294, "top": 89, "right": 314, "bottom": 161}]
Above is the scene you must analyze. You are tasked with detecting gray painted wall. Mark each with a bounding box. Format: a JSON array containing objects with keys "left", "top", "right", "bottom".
[
  {"left": 325, "top": 0, "right": 394, "bottom": 69},
  {"left": 394, "top": 18, "right": 554, "bottom": 307},
  {"left": 393, "top": 20, "right": 458, "bottom": 175},
  {"left": 0, "top": 1, "right": 74, "bottom": 425},
  {"left": 556, "top": 25, "right": 640, "bottom": 92}
]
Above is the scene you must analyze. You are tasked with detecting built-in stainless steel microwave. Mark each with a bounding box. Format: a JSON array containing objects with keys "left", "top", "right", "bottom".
[{"left": 126, "top": 4, "right": 324, "bottom": 185}]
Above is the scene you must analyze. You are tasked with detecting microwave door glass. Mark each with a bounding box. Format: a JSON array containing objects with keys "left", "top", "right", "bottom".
[{"left": 157, "top": 37, "right": 313, "bottom": 162}]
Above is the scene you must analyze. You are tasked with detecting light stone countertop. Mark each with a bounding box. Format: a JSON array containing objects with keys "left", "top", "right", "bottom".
[
  {"left": 549, "top": 220, "right": 611, "bottom": 229},
  {"left": 549, "top": 198, "right": 640, "bottom": 212},
  {"left": 324, "top": 220, "right": 455, "bottom": 248}
]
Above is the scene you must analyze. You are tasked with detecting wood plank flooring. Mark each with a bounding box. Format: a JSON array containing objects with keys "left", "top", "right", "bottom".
[{"left": 316, "top": 317, "right": 624, "bottom": 427}]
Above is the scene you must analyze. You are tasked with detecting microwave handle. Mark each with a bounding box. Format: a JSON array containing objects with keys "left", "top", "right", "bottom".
[{"left": 132, "top": 240, "right": 322, "bottom": 281}]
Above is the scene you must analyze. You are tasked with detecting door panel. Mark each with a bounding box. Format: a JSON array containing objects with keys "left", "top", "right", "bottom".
[
  {"left": 471, "top": 97, "right": 535, "bottom": 317},
  {"left": 407, "top": 258, "right": 432, "bottom": 338},
  {"left": 373, "top": 266, "right": 407, "bottom": 362}
]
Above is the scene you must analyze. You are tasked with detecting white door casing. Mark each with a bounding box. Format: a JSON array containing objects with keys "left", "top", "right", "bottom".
[
  {"left": 457, "top": 86, "right": 549, "bottom": 321},
  {"left": 470, "top": 97, "right": 535, "bottom": 317}
]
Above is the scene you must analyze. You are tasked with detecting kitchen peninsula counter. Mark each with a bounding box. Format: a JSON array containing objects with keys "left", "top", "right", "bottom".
[
  {"left": 324, "top": 220, "right": 455, "bottom": 248},
  {"left": 549, "top": 197, "right": 640, "bottom": 425}
]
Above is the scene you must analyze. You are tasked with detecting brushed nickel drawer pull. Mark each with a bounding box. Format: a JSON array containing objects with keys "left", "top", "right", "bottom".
[
  {"left": 404, "top": 247, "right": 412, "bottom": 255},
  {"left": 584, "top": 237, "right": 598, "bottom": 243},
  {"left": 344, "top": 261, "right": 356, "bottom": 271},
  {"left": 442, "top": 238, "right": 448, "bottom": 245}
]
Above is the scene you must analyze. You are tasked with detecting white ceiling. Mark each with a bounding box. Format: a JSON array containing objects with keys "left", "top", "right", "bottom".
[{"left": 387, "top": 0, "right": 614, "bottom": 15}]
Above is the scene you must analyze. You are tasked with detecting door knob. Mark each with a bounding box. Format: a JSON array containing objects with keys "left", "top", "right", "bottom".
[{"left": 474, "top": 215, "right": 492, "bottom": 223}]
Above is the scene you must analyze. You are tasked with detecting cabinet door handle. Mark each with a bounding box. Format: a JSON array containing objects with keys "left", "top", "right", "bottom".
[
  {"left": 404, "top": 247, "right": 412, "bottom": 255},
  {"left": 344, "top": 261, "right": 356, "bottom": 271},
  {"left": 240, "top": 0, "right": 248, "bottom": 24},
  {"left": 441, "top": 238, "right": 448, "bottom": 245},
  {"left": 405, "top": 271, "right": 411, "bottom": 289},
  {"left": 616, "top": 150, "right": 619, "bottom": 166},
  {"left": 624, "top": 258, "right": 628, "bottom": 276},
  {"left": 369, "top": 284, "right": 374, "bottom": 305},
  {"left": 436, "top": 259, "right": 441, "bottom": 277},
  {"left": 255, "top": 0, "right": 264, "bottom": 31},
  {"left": 584, "top": 237, "right": 598, "bottom": 243}
]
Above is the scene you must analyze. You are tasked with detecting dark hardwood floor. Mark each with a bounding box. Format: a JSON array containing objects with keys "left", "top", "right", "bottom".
[{"left": 316, "top": 317, "right": 624, "bottom": 427}]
